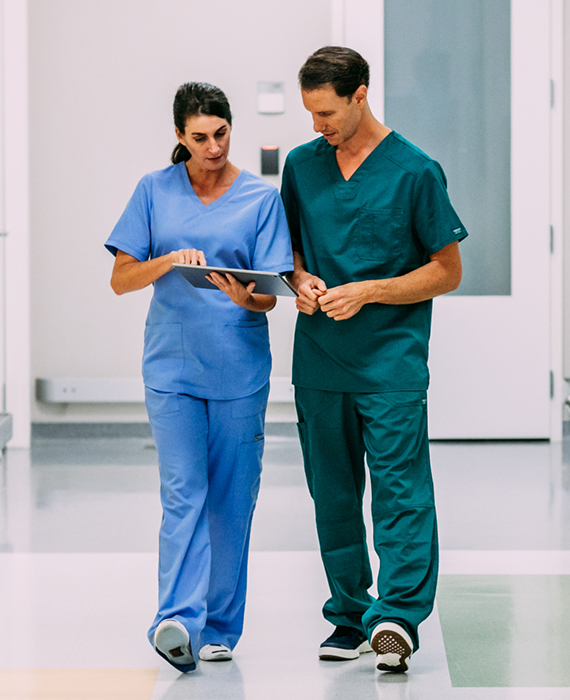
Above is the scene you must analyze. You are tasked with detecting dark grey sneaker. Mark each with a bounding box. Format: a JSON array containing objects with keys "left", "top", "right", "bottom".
[{"left": 319, "top": 625, "right": 373, "bottom": 660}]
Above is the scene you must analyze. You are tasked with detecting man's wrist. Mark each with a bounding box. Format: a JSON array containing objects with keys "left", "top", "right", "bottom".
[
  {"left": 364, "top": 278, "right": 388, "bottom": 304},
  {"left": 289, "top": 268, "right": 311, "bottom": 291}
]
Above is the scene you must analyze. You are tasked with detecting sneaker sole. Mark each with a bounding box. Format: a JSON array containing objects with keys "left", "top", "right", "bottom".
[
  {"left": 319, "top": 640, "right": 372, "bottom": 661},
  {"left": 154, "top": 621, "right": 195, "bottom": 672},
  {"left": 371, "top": 626, "right": 412, "bottom": 673}
]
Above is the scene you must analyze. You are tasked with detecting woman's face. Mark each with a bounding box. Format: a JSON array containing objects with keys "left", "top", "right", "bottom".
[{"left": 176, "top": 114, "right": 231, "bottom": 171}]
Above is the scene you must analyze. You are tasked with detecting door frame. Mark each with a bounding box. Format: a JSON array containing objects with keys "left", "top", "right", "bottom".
[{"left": 550, "top": 0, "right": 564, "bottom": 441}]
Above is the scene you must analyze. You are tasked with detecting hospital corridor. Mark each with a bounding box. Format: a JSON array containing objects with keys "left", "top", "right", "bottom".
[{"left": 0, "top": 430, "right": 569, "bottom": 698}]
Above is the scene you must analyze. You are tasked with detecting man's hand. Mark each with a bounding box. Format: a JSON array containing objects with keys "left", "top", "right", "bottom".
[
  {"left": 296, "top": 274, "right": 327, "bottom": 315},
  {"left": 318, "top": 282, "right": 369, "bottom": 321}
]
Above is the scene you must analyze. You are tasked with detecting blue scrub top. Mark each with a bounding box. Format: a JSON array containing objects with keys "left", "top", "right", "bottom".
[
  {"left": 281, "top": 131, "right": 468, "bottom": 393},
  {"left": 106, "top": 163, "right": 293, "bottom": 400}
]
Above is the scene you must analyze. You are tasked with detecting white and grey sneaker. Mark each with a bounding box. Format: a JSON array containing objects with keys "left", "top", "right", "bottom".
[
  {"left": 154, "top": 619, "right": 195, "bottom": 672},
  {"left": 371, "top": 622, "right": 413, "bottom": 672},
  {"left": 199, "top": 644, "right": 233, "bottom": 662}
]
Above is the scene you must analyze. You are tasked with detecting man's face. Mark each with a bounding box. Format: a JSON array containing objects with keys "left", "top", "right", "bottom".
[{"left": 301, "top": 84, "right": 363, "bottom": 146}]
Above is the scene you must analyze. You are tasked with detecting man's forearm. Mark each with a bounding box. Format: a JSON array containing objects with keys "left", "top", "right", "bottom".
[
  {"left": 361, "top": 257, "right": 461, "bottom": 306},
  {"left": 317, "top": 243, "right": 462, "bottom": 321}
]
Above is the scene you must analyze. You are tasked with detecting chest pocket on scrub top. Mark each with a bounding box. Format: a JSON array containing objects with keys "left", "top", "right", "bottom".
[{"left": 356, "top": 208, "right": 402, "bottom": 263}]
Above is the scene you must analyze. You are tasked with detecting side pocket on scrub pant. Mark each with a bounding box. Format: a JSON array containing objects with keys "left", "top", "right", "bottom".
[
  {"left": 356, "top": 208, "right": 403, "bottom": 262},
  {"left": 382, "top": 390, "right": 427, "bottom": 408},
  {"left": 144, "top": 387, "right": 180, "bottom": 419}
]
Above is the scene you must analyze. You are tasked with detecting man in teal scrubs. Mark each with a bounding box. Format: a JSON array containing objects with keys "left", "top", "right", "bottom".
[{"left": 281, "top": 46, "right": 467, "bottom": 673}]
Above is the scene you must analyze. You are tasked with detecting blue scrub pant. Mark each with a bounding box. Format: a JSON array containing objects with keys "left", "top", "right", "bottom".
[
  {"left": 295, "top": 387, "right": 438, "bottom": 652},
  {"left": 145, "top": 383, "right": 269, "bottom": 654}
]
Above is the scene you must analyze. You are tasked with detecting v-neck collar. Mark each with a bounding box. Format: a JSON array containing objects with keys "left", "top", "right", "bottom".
[
  {"left": 178, "top": 162, "right": 245, "bottom": 212},
  {"left": 326, "top": 131, "right": 395, "bottom": 197}
]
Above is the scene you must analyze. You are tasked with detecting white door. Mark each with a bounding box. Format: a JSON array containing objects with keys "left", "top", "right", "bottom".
[{"left": 341, "top": 0, "right": 553, "bottom": 439}]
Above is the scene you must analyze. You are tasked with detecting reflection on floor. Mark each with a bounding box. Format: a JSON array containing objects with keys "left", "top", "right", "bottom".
[{"left": 0, "top": 431, "right": 569, "bottom": 698}]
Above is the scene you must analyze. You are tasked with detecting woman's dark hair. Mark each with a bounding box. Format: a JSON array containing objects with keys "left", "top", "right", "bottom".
[
  {"left": 171, "top": 82, "right": 233, "bottom": 164},
  {"left": 298, "top": 46, "right": 369, "bottom": 98}
]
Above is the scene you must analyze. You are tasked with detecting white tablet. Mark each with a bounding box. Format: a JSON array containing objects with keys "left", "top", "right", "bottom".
[{"left": 173, "top": 264, "right": 298, "bottom": 297}]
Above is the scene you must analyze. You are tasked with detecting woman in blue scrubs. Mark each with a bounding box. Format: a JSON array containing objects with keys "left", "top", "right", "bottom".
[{"left": 105, "top": 82, "right": 293, "bottom": 672}]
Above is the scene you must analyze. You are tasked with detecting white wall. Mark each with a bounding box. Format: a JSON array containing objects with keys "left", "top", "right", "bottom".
[
  {"left": 29, "top": 0, "right": 329, "bottom": 423},
  {"left": 27, "top": 0, "right": 570, "bottom": 428}
]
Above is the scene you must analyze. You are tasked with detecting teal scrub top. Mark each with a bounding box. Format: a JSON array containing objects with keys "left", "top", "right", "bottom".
[
  {"left": 106, "top": 164, "right": 293, "bottom": 400},
  {"left": 281, "top": 131, "right": 468, "bottom": 393}
]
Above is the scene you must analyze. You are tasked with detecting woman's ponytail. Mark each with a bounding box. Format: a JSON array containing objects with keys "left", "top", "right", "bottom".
[{"left": 171, "top": 143, "right": 191, "bottom": 164}]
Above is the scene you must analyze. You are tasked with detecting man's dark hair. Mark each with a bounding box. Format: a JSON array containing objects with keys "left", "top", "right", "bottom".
[
  {"left": 298, "top": 46, "right": 370, "bottom": 98},
  {"left": 171, "top": 82, "right": 233, "bottom": 164}
]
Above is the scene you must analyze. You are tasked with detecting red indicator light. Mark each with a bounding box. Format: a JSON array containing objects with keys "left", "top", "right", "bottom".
[{"left": 262, "top": 145, "right": 278, "bottom": 150}]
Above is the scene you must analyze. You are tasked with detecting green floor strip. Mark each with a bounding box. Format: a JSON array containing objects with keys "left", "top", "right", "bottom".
[{"left": 437, "top": 575, "right": 570, "bottom": 688}]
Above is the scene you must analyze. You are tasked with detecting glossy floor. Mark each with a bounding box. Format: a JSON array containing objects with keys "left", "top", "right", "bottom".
[{"left": 0, "top": 433, "right": 569, "bottom": 699}]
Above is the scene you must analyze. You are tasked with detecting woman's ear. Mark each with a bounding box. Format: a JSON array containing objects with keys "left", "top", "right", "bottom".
[{"left": 175, "top": 127, "right": 185, "bottom": 145}]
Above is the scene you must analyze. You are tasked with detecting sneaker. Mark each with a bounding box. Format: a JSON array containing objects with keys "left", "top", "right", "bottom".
[
  {"left": 319, "top": 625, "right": 372, "bottom": 660},
  {"left": 371, "top": 622, "right": 413, "bottom": 672},
  {"left": 199, "top": 644, "right": 233, "bottom": 662},
  {"left": 154, "top": 619, "right": 196, "bottom": 672}
]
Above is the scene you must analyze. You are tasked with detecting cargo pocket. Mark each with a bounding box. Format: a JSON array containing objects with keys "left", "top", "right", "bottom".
[
  {"left": 297, "top": 420, "right": 315, "bottom": 499},
  {"left": 236, "top": 438, "right": 264, "bottom": 503}
]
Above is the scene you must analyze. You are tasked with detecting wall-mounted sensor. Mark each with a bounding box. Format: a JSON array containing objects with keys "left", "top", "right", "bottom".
[
  {"left": 261, "top": 146, "right": 279, "bottom": 175},
  {"left": 257, "top": 82, "right": 285, "bottom": 114}
]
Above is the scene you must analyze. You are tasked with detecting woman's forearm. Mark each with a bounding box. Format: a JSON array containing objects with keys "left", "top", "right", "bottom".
[
  {"left": 246, "top": 293, "right": 277, "bottom": 313},
  {"left": 111, "top": 248, "right": 206, "bottom": 295},
  {"left": 111, "top": 251, "right": 176, "bottom": 295}
]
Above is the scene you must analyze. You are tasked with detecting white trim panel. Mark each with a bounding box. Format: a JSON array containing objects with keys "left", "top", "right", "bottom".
[{"left": 2, "top": 0, "right": 30, "bottom": 448}]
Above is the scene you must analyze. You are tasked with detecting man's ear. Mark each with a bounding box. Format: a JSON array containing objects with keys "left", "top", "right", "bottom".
[{"left": 354, "top": 85, "right": 368, "bottom": 106}]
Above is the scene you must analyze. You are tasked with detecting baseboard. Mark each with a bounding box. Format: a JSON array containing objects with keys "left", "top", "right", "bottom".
[
  {"left": 32, "top": 423, "right": 152, "bottom": 439},
  {"left": 31, "top": 421, "right": 299, "bottom": 440}
]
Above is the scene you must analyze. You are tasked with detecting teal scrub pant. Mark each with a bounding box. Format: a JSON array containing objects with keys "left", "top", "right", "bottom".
[
  {"left": 145, "top": 383, "right": 268, "bottom": 656},
  {"left": 295, "top": 387, "right": 438, "bottom": 651}
]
